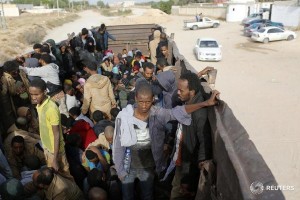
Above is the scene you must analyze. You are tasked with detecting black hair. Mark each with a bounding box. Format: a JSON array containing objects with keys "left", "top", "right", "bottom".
[
  {"left": 40, "top": 54, "right": 52, "bottom": 64},
  {"left": 33, "top": 43, "right": 43, "bottom": 50},
  {"left": 82, "top": 60, "right": 97, "bottom": 71},
  {"left": 100, "top": 23, "right": 106, "bottom": 30},
  {"left": 60, "top": 114, "right": 68, "bottom": 127},
  {"left": 156, "top": 57, "right": 168, "bottom": 67},
  {"left": 82, "top": 28, "right": 89, "bottom": 35},
  {"left": 69, "top": 106, "right": 81, "bottom": 117},
  {"left": 29, "top": 78, "right": 47, "bottom": 91},
  {"left": 135, "top": 82, "right": 153, "bottom": 97},
  {"left": 11, "top": 136, "right": 24, "bottom": 146},
  {"left": 85, "top": 150, "right": 98, "bottom": 160},
  {"left": 142, "top": 62, "right": 154, "bottom": 71},
  {"left": 3, "top": 60, "right": 19, "bottom": 73},
  {"left": 66, "top": 133, "right": 81, "bottom": 147},
  {"left": 110, "top": 107, "right": 120, "bottom": 119},
  {"left": 160, "top": 43, "right": 168, "bottom": 49},
  {"left": 92, "top": 110, "right": 104, "bottom": 122},
  {"left": 87, "top": 168, "right": 106, "bottom": 189},
  {"left": 180, "top": 72, "right": 201, "bottom": 94},
  {"left": 36, "top": 167, "right": 54, "bottom": 185},
  {"left": 32, "top": 53, "right": 41, "bottom": 60},
  {"left": 64, "top": 84, "right": 74, "bottom": 93},
  {"left": 40, "top": 46, "right": 50, "bottom": 54},
  {"left": 24, "top": 155, "right": 41, "bottom": 170}
]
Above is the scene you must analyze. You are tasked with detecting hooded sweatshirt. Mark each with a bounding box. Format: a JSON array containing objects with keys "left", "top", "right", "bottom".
[
  {"left": 156, "top": 71, "right": 177, "bottom": 109},
  {"left": 149, "top": 30, "right": 161, "bottom": 65},
  {"left": 81, "top": 74, "right": 116, "bottom": 119}
]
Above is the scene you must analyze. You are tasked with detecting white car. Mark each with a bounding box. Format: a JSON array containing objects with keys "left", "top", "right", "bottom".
[
  {"left": 251, "top": 26, "right": 297, "bottom": 43},
  {"left": 194, "top": 38, "right": 222, "bottom": 61},
  {"left": 184, "top": 17, "right": 220, "bottom": 30}
]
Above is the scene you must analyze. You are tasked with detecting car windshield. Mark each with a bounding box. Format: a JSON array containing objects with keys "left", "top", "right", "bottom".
[
  {"left": 250, "top": 23, "right": 260, "bottom": 28},
  {"left": 257, "top": 28, "right": 265, "bottom": 33},
  {"left": 249, "top": 14, "right": 257, "bottom": 18},
  {"left": 200, "top": 41, "right": 218, "bottom": 48}
]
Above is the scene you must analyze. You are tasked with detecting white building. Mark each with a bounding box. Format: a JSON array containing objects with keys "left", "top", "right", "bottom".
[
  {"left": 1, "top": 4, "right": 20, "bottom": 17},
  {"left": 271, "top": 1, "right": 300, "bottom": 27},
  {"left": 123, "top": 1, "right": 135, "bottom": 8}
]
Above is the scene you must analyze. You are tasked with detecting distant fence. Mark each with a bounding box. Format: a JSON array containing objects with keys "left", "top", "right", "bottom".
[
  {"left": 172, "top": 5, "right": 227, "bottom": 20},
  {"left": 172, "top": 38, "right": 285, "bottom": 200}
]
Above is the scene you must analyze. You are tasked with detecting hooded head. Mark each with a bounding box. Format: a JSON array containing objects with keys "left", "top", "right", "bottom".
[{"left": 153, "top": 30, "right": 161, "bottom": 40}]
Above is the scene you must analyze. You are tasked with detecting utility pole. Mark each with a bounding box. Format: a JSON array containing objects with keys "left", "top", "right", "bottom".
[
  {"left": 1, "top": 0, "right": 7, "bottom": 29},
  {"left": 57, "top": 0, "right": 60, "bottom": 16}
]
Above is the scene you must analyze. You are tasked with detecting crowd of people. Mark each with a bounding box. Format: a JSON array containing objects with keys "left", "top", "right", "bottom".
[{"left": 0, "top": 23, "right": 220, "bottom": 200}]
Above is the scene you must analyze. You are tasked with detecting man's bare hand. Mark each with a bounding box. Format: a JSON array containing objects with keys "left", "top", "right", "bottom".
[
  {"left": 198, "top": 66, "right": 214, "bottom": 77},
  {"left": 206, "top": 90, "right": 220, "bottom": 106}
]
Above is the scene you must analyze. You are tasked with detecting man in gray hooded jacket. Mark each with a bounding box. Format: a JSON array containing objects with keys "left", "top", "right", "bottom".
[{"left": 113, "top": 83, "right": 219, "bottom": 200}]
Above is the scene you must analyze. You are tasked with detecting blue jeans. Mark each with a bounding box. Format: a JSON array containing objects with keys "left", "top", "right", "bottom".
[{"left": 121, "top": 168, "right": 155, "bottom": 200}]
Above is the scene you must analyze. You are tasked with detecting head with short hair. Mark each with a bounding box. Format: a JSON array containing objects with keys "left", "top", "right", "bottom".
[
  {"left": 32, "top": 167, "right": 54, "bottom": 189},
  {"left": 11, "top": 136, "right": 25, "bottom": 156},
  {"left": 177, "top": 72, "right": 201, "bottom": 102},
  {"left": 82, "top": 28, "right": 89, "bottom": 37},
  {"left": 32, "top": 53, "right": 41, "bottom": 60},
  {"left": 64, "top": 84, "right": 74, "bottom": 95},
  {"left": 135, "top": 82, "right": 153, "bottom": 114},
  {"left": 88, "top": 187, "right": 108, "bottom": 200},
  {"left": 161, "top": 44, "right": 169, "bottom": 57},
  {"left": 156, "top": 57, "right": 168, "bottom": 70},
  {"left": 3, "top": 60, "right": 19, "bottom": 78},
  {"left": 39, "top": 54, "right": 52, "bottom": 65},
  {"left": 29, "top": 78, "right": 47, "bottom": 105},
  {"left": 33, "top": 43, "right": 43, "bottom": 53},
  {"left": 40, "top": 46, "right": 50, "bottom": 54},
  {"left": 82, "top": 60, "right": 97, "bottom": 73},
  {"left": 142, "top": 62, "right": 154, "bottom": 80},
  {"left": 68, "top": 107, "right": 81, "bottom": 119},
  {"left": 110, "top": 107, "right": 120, "bottom": 121},
  {"left": 104, "top": 126, "right": 114, "bottom": 144},
  {"left": 85, "top": 150, "right": 99, "bottom": 163},
  {"left": 92, "top": 110, "right": 104, "bottom": 123}
]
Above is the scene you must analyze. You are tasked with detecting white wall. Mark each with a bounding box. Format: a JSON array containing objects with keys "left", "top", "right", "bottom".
[
  {"left": 226, "top": 4, "right": 248, "bottom": 22},
  {"left": 271, "top": 5, "right": 300, "bottom": 27},
  {"left": 1, "top": 7, "right": 20, "bottom": 16}
]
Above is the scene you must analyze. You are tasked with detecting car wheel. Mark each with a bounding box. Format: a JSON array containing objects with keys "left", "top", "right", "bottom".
[
  {"left": 213, "top": 23, "right": 219, "bottom": 28},
  {"left": 192, "top": 25, "right": 198, "bottom": 30},
  {"left": 287, "top": 35, "right": 294, "bottom": 41},
  {"left": 263, "top": 38, "right": 269, "bottom": 44}
]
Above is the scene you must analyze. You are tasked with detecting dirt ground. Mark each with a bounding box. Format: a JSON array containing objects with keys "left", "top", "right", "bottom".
[
  {"left": 0, "top": 12, "right": 78, "bottom": 64},
  {"left": 3, "top": 9, "right": 299, "bottom": 199}
]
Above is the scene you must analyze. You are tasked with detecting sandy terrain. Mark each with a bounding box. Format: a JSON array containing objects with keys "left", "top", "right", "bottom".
[
  {"left": 41, "top": 9, "right": 300, "bottom": 199},
  {"left": 0, "top": 13, "right": 78, "bottom": 63}
]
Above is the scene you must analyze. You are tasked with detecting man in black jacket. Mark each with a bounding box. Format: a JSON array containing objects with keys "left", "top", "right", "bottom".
[{"left": 170, "top": 72, "right": 212, "bottom": 200}]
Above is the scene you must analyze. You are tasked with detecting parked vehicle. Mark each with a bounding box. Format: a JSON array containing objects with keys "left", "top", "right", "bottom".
[
  {"left": 242, "top": 13, "right": 263, "bottom": 24},
  {"left": 193, "top": 38, "right": 222, "bottom": 61},
  {"left": 251, "top": 26, "right": 297, "bottom": 43},
  {"left": 184, "top": 17, "right": 220, "bottom": 30},
  {"left": 244, "top": 19, "right": 269, "bottom": 28},
  {"left": 244, "top": 22, "right": 284, "bottom": 37}
]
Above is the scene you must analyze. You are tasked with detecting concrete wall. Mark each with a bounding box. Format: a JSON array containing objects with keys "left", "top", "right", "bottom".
[
  {"left": 1, "top": 4, "right": 20, "bottom": 16},
  {"left": 271, "top": 5, "right": 300, "bottom": 27},
  {"left": 171, "top": 5, "right": 227, "bottom": 20}
]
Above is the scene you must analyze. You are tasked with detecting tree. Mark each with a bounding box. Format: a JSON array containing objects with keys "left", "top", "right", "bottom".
[{"left": 97, "top": 0, "right": 105, "bottom": 8}]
